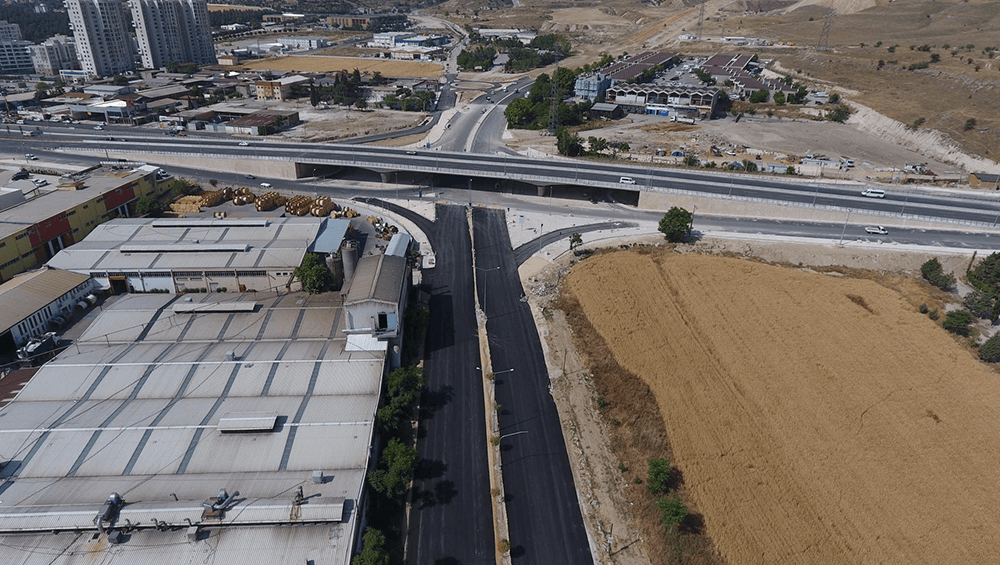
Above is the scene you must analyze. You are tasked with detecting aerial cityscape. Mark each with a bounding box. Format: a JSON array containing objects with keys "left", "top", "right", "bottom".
[{"left": 0, "top": 0, "right": 998, "bottom": 564}]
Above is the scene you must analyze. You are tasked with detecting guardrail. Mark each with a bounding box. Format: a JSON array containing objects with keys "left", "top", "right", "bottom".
[{"left": 70, "top": 146, "right": 1000, "bottom": 229}]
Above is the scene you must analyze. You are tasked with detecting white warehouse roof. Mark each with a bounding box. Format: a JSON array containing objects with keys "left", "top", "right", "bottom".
[
  {"left": 47, "top": 217, "right": 326, "bottom": 274},
  {"left": 0, "top": 291, "right": 384, "bottom": 564}
]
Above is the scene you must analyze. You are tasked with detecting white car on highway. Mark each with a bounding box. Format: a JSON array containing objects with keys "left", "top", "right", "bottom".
[{"left": 864, "top": 225, "right": 888, "bottom": 235}]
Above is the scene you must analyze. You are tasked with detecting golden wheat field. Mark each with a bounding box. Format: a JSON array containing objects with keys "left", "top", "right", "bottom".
[
  {"left": 565, "top": 251, "right": 1000, "bottom": 565},
  {"left": 240, "top": 56, "right": 443, "bottom": 78}
]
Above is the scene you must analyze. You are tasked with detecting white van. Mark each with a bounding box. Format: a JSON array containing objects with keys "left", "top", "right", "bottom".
[
  {"left": 864, "top": 225, "right": 888, "bottom": 235},
  {"left": 861, "top": 188, "right": 885, "bottom": 198},
  {"left": 619, "top": 176, "right": 636, "bottom": 185},
  {"left": 259, "top": 182, "right": 272, "bottom": 189}
]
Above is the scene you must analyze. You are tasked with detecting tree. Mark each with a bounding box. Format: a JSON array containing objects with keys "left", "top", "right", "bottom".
[
  {"left": 964, "top": 289, "right": 996, "bottom": 319},
  {"left": 569, "top": 233, "right": 582, "bottom": 250},
  {"left": 310, "top": 85, "right": 320, "bottom": 107},
  {"left": 964, "top": 118, "right": 978, "bottom": 131},
  {"left": 773, "top": 91, "right": 786, "bottom": 106},
  {"left": 658, "top": 207, "right": 693, "bottom": 243},
  {"left": 828, "top": 93, "right": 841, "bottom": 103},
  {"left": 921, "top": 257, "right": 956, "bottom": 290},
  {"left": 112, "top": 74, "right": 129, "bottom": 86},
  {"left": 355, "top": 98, "right": 368, "bottom": 110},
  {"left": 656, "top": 495, "right": 688, "bottom": 531},
  {"left": 826, "top": 104, "right": 852, "bottom": 123},
  {"left": 352, "top": 528, "right": 390, "bottom": 565},
  {"left": 294, "top": 253, "right": 332, "bottom": 294},
  {"left": 647, "top": 458, "right": 671, "bottom": 494},
  {"left": 980, "top": 333, "right": 1000, "bottom": 362},
  {"left": 587, "top": 136, "right": 608, "bottom": 155},
  {"left": 504, "top": 97, "right": 534, "bottom": 127},
  {"left": 134, "top": 194, "right": 165, "bottom": 217},
  {"left": 748, "top": 89, "right": 769, "bottom": 103},
  {"left": 376, "top": 366, "right": 424, "bottom": 436},
  {"left": 555, "top": 127, "right": 584, "bottom": 157},
  {"left": 368, "top": 438, "right": 418, "bottom": 499},
  {"left": 785, "top": 165, "right": 797, "bottom": 175},
  {"left": 942, "top": 310, "right": 974, "bottom": 336}
]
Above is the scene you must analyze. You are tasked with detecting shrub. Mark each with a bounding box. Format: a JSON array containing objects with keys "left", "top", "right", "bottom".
[
  {"left": 964, "top": 289, "right": 996, "bottom": 319},
  {"left": 657, "top": 495, "right": 688, "bottom": 531},
  {"left": 980, "top": 333, "right": 1000, "bottom": 362},
  {"left": 919, "top": 303, "right": 929, "bottom": 314},
  {"left": 826, "top": 104, "right": 852, "bottom": 123},
  {"left": 942, "top": 310, "right": 974, "bottom": 336},
  {"left": 921, "top": 258, "right": 956, "bottom": 290},
  {"left": 929, "top": 309, "right": 939, "bottom": 320},
  {"left": 964, "top": 118, "right": 978, "bottom": 131},
  {"left": 647, "top": 458, "right": 671, "bottom": 494}
]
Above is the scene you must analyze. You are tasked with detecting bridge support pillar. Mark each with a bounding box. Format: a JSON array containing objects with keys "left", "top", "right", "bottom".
[{"left": 537, "top": 186, "right": 548, "bottom": 197}]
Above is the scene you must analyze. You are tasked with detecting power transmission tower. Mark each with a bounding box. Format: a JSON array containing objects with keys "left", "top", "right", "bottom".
[
  {"left": 549, "top": 43, "right": 561, "bottom": 133},
  {"left": 696, "top": 1, "right": 705, "bottom": 41},
  {"left": 817, "top": 10, "right": 836, "bottom": 50}
]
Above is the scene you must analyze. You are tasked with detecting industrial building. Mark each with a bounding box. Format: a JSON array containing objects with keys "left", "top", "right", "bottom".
[
  {"left": 605, "top": 84, "right": 720, "bottom": 118},
  {"left": 0, "top": 164, "right": 163, "bottom": 284},
  {"left": 0, "top": 267, "right": 96, "bottom": 352},
  {"left": 0, "top": 290, "right": 386, "bottom": 564},
  {"left": 344, "top": 233, "right": 410, "bottom": 368},
  {"left": 46, "top": 216, "right": 350, "bottom": 294},
  {"left": 326, "top": 13, "right": 407, "bottom": 31}
]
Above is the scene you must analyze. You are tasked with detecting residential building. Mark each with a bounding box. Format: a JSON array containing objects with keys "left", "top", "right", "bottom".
[
  {"left": 254, "top": 74, "right": 310, "bottom": 101},
  {"left": 130, "top": 0, "right": 216, "bottom": 69},
  {"left": 65, "top": 0, "right": 136, "bottom": 77},
  {"left": 0, "top": 20, "right": 22, "bottom": 42},
  {"left": 0, "top": 39, "right": 34, "bottom": 74},
  {"left": 28, "top": 35, "right": 79, "bottom": 76},
  {"left": 0, "top": 164, "right": 162, "bottom": 283},
  {"left": 0, "top": 267, "right": 96, "bottom": 350}
]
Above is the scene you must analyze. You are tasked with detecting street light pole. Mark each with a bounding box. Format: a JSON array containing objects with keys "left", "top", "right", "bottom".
[
  {"left": 497, "top": 430, "right": 528, "bottom": 444},
  {"left": 839, "top": 209, "right": 852, "bottom": 244},
  {"left": 476, "top": 265, "right": 500, "bottom": 312},
  {"left": 468, "top": 178, "right": 473, "bottom": 207}
]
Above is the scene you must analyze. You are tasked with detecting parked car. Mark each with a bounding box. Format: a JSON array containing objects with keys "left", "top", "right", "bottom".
[
  {"left": 32, "top": 179, "right": 48, "bottom": 187},
  {"left": 12, "top": 170, "right": 29, "bottom": 180}
]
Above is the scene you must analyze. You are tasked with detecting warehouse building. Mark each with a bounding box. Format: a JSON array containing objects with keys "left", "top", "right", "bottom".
[
  {"left": 344, "top": 232, "right": 410, "bottom": 368},
  {"left": 46, "top": 216, "right": 349, "bottom": 294},
  {"left": 0, "top": 267, "right": 96, "bottom": 352},
  {"left": 0, "top": 164, "right": 163, "bottom": 284},
  {"left": 0, "top": 290, "right": 385, "bottom": 563}
]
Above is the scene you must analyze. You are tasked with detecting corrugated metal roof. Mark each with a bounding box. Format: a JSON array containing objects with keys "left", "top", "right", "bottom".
[
  {"left": 345, "top": 254, "right": 406, "bottom": 305},
  {"left": 47, "top": 217, "right": 322, "bottom": 275},
  {"left": 384, "top": 232, "right": 412, "bottom": 257},
  {"left": 0, "top": 268, "right": 92, "bottom": 334},
  {"left": 0, "top": 289, "right": 382, "bottom": 559},
  {"left": 309, "top": 218, "right": 351, "bottom": 254}
]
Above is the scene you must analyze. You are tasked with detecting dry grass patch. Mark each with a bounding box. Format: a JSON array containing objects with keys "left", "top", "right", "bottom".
[
  {"left": 562, "top": 248, "right": 1000, "bottom": 565},
  {"left": 240, "top": 56, "right": 443, "bottom": 78}
]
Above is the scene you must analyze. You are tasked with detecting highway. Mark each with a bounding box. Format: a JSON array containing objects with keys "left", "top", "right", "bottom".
[{"left": 7, "top": 128, "right": 1000, "bottom": 228}]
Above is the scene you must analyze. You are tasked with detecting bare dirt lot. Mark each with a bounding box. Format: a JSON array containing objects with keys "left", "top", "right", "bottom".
[
  {"left": 558, "top": 248, "right": 1000, "bottom": 565},
  {"left": 240, "top": 56, "right": 443, "bottom": 78},
  {"left": 274, "top": 106, "right": 427, "bottom": 142}
]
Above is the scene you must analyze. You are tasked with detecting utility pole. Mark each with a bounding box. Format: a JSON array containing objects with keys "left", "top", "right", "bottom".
[
  {"left": 817, "top": 10, "right": 836, "bottom": 51},
  {"left": 549, "top": 39, "right": 562, "bottom": 134}
]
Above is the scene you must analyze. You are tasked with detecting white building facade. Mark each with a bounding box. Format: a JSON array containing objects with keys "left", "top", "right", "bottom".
[
  {"left": 28, "top": 35, "right": 80, "bottom": 76},
  {"left": 130, "top": 0, "right": 216, "bottom": 69},
  {"left": 65, "top": 0, "right": 136, "bottom": 77}
]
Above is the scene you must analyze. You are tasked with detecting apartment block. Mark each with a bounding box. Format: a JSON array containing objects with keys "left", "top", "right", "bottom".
[
  {"left": 28, "top": 35, "right": 79, "bottom": 76},
  {"left": 0, "top": 40, "right": 34, "bottom": 74},
  {"left": 130, "top": 0, "right": 216, "bottom": 69},
  {"left": 65, "top": 0, "right": 135, "bottom": 77},
  {"left": 0, "top": 20, "right": 22, "bottom": 42}
]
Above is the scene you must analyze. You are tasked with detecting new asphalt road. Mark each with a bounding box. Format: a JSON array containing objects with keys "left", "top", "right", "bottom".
[
  {"left": 473, "top": 208, "right": 593, "bottom": 564},
  {"left": 361, "top": 200, "right": 495, "bottom": 565}
]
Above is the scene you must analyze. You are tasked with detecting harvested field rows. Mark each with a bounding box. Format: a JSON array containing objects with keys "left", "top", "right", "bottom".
[
  {"left": 240, "top": 56, "right": 442, "bottom": 78},
  {"left": 565, "top": 251, "right": 1000, "bottom": 565}
]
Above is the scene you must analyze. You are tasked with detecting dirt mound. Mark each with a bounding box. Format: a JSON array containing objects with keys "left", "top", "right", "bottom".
[
  {"left": 783, "top": 0, "right": 880, "bottom": 15},
  {"left": 566, "top": 250, "right": 1000, "bottom": 565}
]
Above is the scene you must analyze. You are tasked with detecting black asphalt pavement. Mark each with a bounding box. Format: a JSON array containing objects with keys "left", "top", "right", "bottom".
[
  {"left": 512, "top": 221, "right": 638, "bottom": 266},
  {"left": 379, "top": 201, "right": 494, "bottom": 565},
  {"left": 473, "top": 208, "right": 593, "bottom": 564}
]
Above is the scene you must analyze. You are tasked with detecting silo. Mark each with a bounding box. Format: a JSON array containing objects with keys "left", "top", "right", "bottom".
[
  {"left": 341, "top": 241, "right": 358, "bottom": 283},
  {"left": 327, "top": 250, "right": 345, "bottom": 290}
]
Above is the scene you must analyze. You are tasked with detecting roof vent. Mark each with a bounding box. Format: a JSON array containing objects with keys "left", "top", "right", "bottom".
[
  {"left": 312, "top": 470, "right": 325, "bottom": 485},
  {"left": 225, "top": 350, "right": 236, "bottom": 362}
]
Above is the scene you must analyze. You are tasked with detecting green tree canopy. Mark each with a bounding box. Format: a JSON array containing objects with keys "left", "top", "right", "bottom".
[
  {"left": 134, "top": 194, "right": 165, "bottom": 217},
  {"left": 942, "top": 310, "right": 974, "bottom": 336},
  {"left": 980, "top": 332, "right": 1000, "bottom": 362},
  {"left": 294, "top": 253, "right": 332, "bottom": 294},
  {"left": 368, "top": 438, "right": 418, "bottom": 499},
  {"left": 647, "top": 458, "right": 672, "bottom": 494},
  {"left": 351, "top": 528, "right": 390, "bottom": 565},
  {"left": 658, "top": 207, "right": 693, "bottom": 243},
  {"left": 921, "top": 257, "right": 956, "bottom": 290},
  {"left": 376, "top": 366, "right": 424, "bottom": 437},
  {"left": 656, "top": 495, "right": 689, "bottom": 531},
  {"left": 964, "top": 289, "right": 996, "bottom": 319}
]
